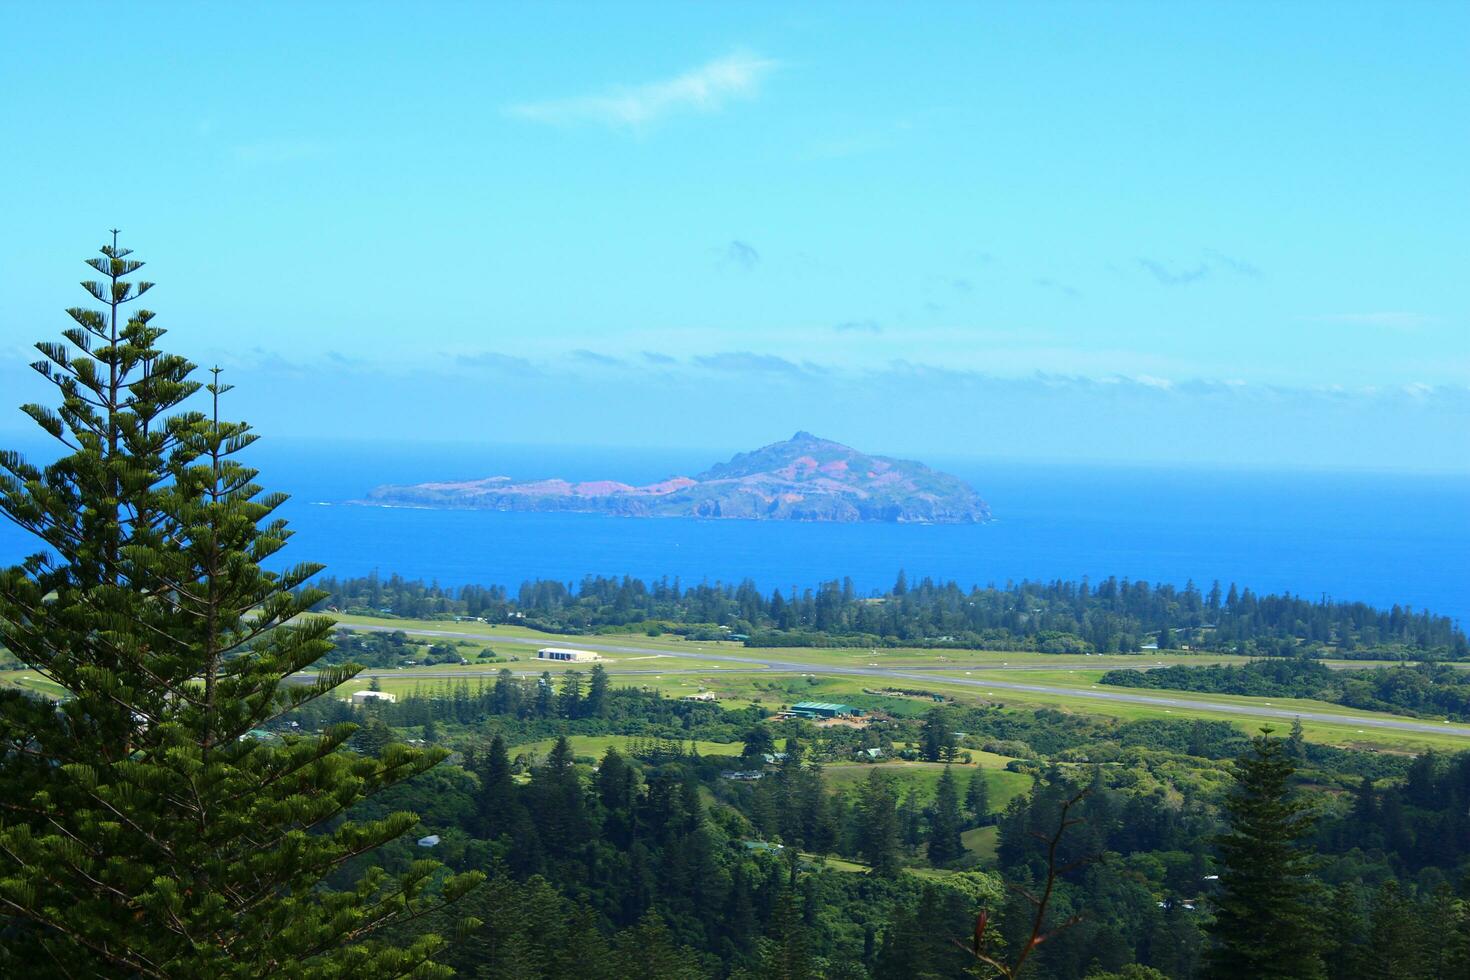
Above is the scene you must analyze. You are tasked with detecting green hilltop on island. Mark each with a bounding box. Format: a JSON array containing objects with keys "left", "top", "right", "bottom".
[{"left": 360, "top": 431, "right": 992, "bottom": 523}]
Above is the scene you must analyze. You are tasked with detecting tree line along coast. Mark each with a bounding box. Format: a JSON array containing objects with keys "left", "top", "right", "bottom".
[{"left": 314, "top": 570, "right": 1468, "bottom": 661}]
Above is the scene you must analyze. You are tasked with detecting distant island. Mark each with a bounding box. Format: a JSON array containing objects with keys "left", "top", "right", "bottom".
[{"left": 359, "top": 431, "right": 991, "bottom": 523}]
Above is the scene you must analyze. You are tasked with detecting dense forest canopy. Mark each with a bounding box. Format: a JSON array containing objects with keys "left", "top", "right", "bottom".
[{"left": 314, "top": 570, "right": 1469, "bottom": 660}]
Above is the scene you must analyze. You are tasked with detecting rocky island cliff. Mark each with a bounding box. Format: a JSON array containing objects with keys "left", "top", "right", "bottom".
[{"left": 360, "top": 432, "right": 991, "bottom": 524}]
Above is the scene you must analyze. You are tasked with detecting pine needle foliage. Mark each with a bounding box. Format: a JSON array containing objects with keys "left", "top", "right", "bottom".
[
  {"left": 0, "top": 236, "right": 482, "bottom": 977},
  {"left": 1205, "top": 727, "right": 1325, "bottom": 979}
]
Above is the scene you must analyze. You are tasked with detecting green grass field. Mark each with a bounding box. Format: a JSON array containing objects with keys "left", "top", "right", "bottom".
[
  {"left": 328, "top": 615, "right": 1470, "bottom": 735},
  {"left": 0, "top": 672, "right": 67, "bottom": 698},
  {"left": 962, "top": 825, "right": 999, "bottom": 862},
  {"left": 21, "top": 609, "right": 1429, "bottom": 755},
  {"left": 320, "top": 665, "right": 1470, "bottom": 753},
  {"left": 968, "top": 667, "right": 1460, "bottom": 724},
  {"left": 821, "top": 760, "right": 1033, "bottom": 814},
  {"left": 334, "top": 670, "right": 765, "bottom": 702},
  {"left": 509, "top": 734, "right": 745, "bottom": 760},
  {"left": 926, "top": 669, "right": 1470, "bottom": 752},
  {"left": 329, "top": 613, "right": 1289, "bottom": 672},
  {"left": 605, "top": 670, "right": 1470, "bottom": 753}
]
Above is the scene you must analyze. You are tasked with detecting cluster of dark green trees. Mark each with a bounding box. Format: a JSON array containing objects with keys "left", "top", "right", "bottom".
[
  {"left": 316, "top": 570, "right": 1469, "bottom": 660},
  {"left": 987, "top": 734, "right": 1470, "bottom": 979},
  {"left": 293, "top": 666, "right": 763, "bottom": 747},
  {"left": 337, "top": 723, "right": 996, "bottom": 977},
  {"left": 714, "top": 740, "right": 990, "bottom": 874},
  {"left": 1103, "top": 659, "right": 1470, "bottom": 721},
  {"left": 324, "top": 629, "right": 484, "bottom": 668}
]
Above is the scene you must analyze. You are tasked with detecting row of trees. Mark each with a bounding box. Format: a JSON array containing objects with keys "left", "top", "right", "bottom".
[{"left": 316, "top": 569, "right": 1469, "bottom": 659}]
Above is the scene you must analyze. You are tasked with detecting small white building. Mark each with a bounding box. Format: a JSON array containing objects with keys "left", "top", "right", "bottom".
[
  {"left": 351, "top": 689, "right": 397, "bottom": 705},
  {"left": 536, "top": 647, "right": 600, "bottom": 663}
]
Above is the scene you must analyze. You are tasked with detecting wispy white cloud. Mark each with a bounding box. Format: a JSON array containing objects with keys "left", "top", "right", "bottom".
[
  {"left": 1302, "top": 312, "right": 1436, "bottom": 330},
  {"left": 694, "top": 351, "right": 818, "bottom": 377},
  {"left": 508, "top": 51, "right": 777, "bottom": 129}
]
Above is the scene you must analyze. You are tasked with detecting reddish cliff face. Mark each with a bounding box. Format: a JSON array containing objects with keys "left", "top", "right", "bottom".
[{"left": 362, "top": 432, "right": 991, "bottom": 524}]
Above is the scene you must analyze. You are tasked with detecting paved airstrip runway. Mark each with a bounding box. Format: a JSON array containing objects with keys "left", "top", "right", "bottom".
[{"left": 316, "top": 624, "right": 1470, "bottom": 739}]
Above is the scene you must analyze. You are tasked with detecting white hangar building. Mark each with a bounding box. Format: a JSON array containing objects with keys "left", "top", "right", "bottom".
[{"left": 536, "top": 647, "right": 601, "bottom": 663}]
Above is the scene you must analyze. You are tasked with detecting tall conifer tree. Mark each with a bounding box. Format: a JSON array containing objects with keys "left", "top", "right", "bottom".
[
  {"left": 1205, "top": 728, "right": 1325, "bottom": 979},
  {"left": 858, "top": 770, "right": 901, "bottom": 877},
  {"left": 474, "top": 733, "right": 519, "bottom": 838},
  {"left": 965, "top": 768, "right": 991, "bottom": 827},
  {"left": 926, "top": 765, "right": 965, "bottom": 866},
  {"left": 0, "top": 237, "right": 480, "bottom": 976}
]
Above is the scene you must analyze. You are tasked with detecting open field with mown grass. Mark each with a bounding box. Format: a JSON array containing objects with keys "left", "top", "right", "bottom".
[
  {"left": 919, "top": 671, "right": 1470, "bottom": 752},
  {"left": 966, "top": 667, "right": 1463, "bottom": 725},
  {"left": 962, "top": 825, "right": 999, "bottom": 862},
  {"left": 14, "top": 614, "right": 1458, "bottom": 752},
  {"left": 0, "top": 672, "right": 67, "bottom": 698},
  {"left": 329, "top": 659, "right": 1470, "bottom": 753},
  {"left": 331, "top": 613, "right": 1369, "bottom": 672},
  {"left": 508, "top": 734, "right": 745, "bottom": 760},
  {"left": 665, "top": 671, "right": 1470, "bottom": 753},
  {"left": 822, "top": 759, "right": 1033, "bottom": 814},
  {"left": 331, "top": 669, "right": 767, "bottom": 703}
]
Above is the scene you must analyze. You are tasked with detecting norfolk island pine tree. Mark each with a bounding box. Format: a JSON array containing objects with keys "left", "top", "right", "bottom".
[
  {"left": 1205, "top": 727, "right": 1326, "bottom": 979},
  {"left": 0, "top": 236, "right": 481, "bottom": 977}
]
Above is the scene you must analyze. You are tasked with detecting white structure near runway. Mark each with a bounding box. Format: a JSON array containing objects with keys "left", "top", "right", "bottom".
[
  {"left": 351, "top": 689, "right": 397, "bottom": 705},
  {"left": 536, "top": 647, "right": 601, "bottom": 663}
]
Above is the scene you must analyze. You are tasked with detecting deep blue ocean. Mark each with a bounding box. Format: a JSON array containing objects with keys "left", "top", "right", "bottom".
[{"left": 2, "top": 439, "right": 1467, "bottom": 625}]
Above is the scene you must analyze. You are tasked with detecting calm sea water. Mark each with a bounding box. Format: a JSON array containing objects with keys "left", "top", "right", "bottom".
[{"left": 2, "top": 439, "right": 1467, "bottom": 625}]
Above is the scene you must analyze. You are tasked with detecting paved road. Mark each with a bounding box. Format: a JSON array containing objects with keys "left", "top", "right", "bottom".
[{"left": 323, "top": 623, "right": 1470, "bottom": 739}]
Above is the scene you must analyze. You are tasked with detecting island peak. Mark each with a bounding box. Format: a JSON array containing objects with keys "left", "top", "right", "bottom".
[{"left": 361, "top": 434, "right": 990, "bottom": 524}]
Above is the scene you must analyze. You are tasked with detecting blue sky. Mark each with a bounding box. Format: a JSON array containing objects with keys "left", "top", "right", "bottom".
[{"left": 1, "top": 2, "right": 1466, "bottom": 470}]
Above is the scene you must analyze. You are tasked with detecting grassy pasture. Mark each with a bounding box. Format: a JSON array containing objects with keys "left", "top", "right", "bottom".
[
  {"left": 509, "top": 734, "right": 744, "bottom": 760},
  {"left": 933, "top": 670, "right": 1470, "bottom": 752},
  {"left": 962, "top": 825, "right": 1000, "bottom": 862},
  {"left": 0, "top": 672, "right": 67, "bottom": 698},
  {"left": 822, "top": 760, "right": 1033, "bottom": 815},
  {"left": 133, "top": 611, "right": 1459, "bottom": 754}
]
